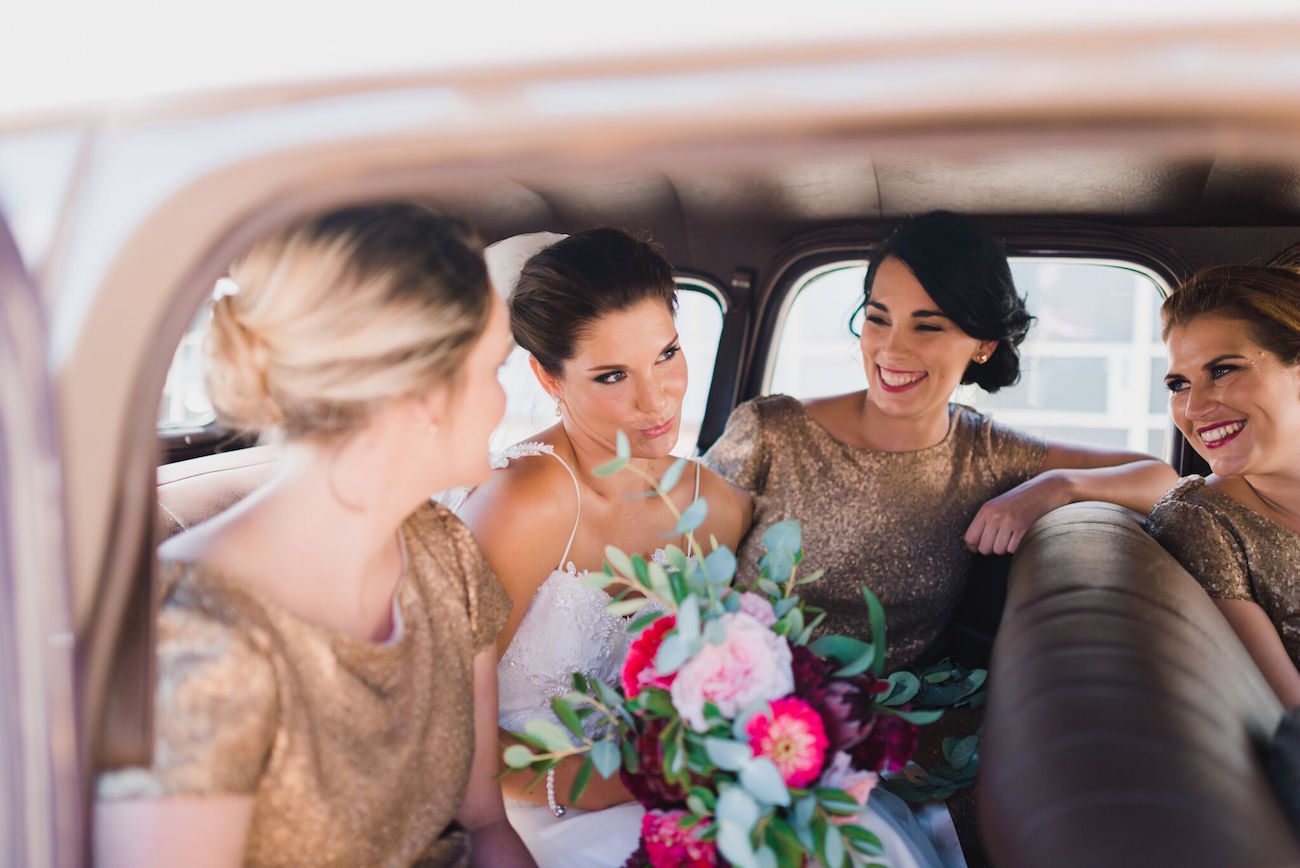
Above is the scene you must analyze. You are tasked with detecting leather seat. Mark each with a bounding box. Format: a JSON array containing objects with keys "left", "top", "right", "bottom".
[
  {"left": 979, "top": 502, "right": 1298, "bottom": 867},
  {"left": 156, "top": 445, "right": 278, "bottom": 539}
]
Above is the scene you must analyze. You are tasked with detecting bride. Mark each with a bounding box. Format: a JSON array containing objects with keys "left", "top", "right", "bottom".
[{"left": 461, "top": 229, "right": 951, "bottom": 867}]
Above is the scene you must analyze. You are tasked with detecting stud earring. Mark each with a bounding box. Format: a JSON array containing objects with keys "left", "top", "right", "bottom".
[{"left": 974, "top": 353, "right": 989, "bottom": 364}]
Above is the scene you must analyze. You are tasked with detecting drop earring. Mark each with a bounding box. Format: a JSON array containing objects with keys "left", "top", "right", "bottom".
[{"left": 553, "top": 395, "right": 562, "bottom": 417}]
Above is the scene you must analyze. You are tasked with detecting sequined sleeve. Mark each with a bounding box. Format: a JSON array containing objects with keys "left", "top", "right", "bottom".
[
  {"left": 96, "top": 592, "right": 278, "bottom": 800},
  {"left": 436, "top": 505, "right": 513, "bottom": 651},
  {"left": 702, "top": 398, "right": 771, "bottom": 493},
  {"left": 981, "top": 416, "right": 1049, "bottom": 492},
  {"left": 1147, "top": 486, "right": 1252, "bottom": 600}
]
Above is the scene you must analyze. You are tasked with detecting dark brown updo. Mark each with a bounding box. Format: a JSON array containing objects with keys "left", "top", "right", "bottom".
[
  {"left": 509, "top": 228, "right": 677, "bottom": 377},
  {"left": 863, "top": 210, "right": 1033, "bottom": 393}
]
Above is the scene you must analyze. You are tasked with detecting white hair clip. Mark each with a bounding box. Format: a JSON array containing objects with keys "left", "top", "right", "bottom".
[{"left": 212, "top": 277, "right": 240, "bottom": 301}]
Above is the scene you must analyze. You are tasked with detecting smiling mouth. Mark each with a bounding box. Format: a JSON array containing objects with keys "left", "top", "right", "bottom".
[
  {"left": 1197, "top": 419, "right": 1246, "bottom": 448},
  {"left": 877, "top": 365, "right": 927, "bottom": 392},
  {"left": 640, "top": 417, "right": 675, "bottom": 438}
]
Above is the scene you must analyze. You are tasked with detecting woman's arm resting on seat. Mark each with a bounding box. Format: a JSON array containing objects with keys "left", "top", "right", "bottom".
[
  {"left": 94, "top": 796, "right": 252, "bottom": 868},
  {"left": 458, "top": 648, "right": 538, "bottom": 867},
  {"left": 1215, "top": 598, "right": 1300, "bottom": 709},
  {"left": 965, "top": 444, "right": 1179, "bottom": 555}
]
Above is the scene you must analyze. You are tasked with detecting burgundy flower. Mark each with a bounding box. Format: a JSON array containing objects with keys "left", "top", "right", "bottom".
[
  {"left": 806, "top": 673, "right": 884, "bottom": 755},
  {"left": 850, "top": 711, "right": 919, "bottom": 774},
  {"left": 790, "top": 644, "right": 830, "bottom": 697},
  {"left": 620, "top": 717, "right": 690, "bottom": 809}
]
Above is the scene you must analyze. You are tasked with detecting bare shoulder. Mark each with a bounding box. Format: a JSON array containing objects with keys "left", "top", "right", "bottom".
[{"left": 460, "top": 450, "right": 580, "bottom": 555}]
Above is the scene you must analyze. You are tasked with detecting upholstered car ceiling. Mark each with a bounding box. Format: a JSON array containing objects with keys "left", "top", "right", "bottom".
[{"left": 428, "top": 143, "right": 1300, "bottom": 285}]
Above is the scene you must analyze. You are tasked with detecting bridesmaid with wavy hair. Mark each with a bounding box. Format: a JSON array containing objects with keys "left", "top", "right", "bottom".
[
  {"left": 1147, "top": 263, "right": 1300, "bottom": 708},
  {"left": 95, "top": 204, "right": 534, "bottom": 867}
]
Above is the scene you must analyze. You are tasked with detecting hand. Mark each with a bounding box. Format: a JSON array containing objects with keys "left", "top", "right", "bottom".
[{"left": 963, "top": 471, "right": 1071, "bottom": 555}]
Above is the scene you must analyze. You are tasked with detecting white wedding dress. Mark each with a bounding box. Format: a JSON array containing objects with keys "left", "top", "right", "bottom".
[{"left": 492, "top": 442, "right": 957, "bottom": 868}]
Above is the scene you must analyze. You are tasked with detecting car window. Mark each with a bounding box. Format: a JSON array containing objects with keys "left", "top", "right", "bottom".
[
  {"left": 768, "top": 258, "right": 1171, "bottom": 457},
  {"left": 159, "top": 280, "right": 725, "bottom": 457}
]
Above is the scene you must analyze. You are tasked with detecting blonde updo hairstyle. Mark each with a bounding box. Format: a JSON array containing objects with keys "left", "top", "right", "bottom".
[{"left": 206, "top": 202, "right": 492, "bottom": 439}]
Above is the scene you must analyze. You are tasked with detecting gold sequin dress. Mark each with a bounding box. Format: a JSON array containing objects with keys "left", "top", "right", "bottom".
[
  {"left": 703, "top": 394, "right": 1046, "bottom": 668},
  {"left": 1147, "top": 475, "right": 1300, "bottom": 667},
  {"left": 96, "top": 502, "right": 512, "bottom": 867}
]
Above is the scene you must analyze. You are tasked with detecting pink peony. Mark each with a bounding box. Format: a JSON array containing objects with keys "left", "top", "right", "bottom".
[
  {"left": 745, "top": 697, "right": 829, "bottom": 787},
  {"left": 818, "top": 751, "right": 879, "bottom": 823},
  {"left": 670, "top": 613, "right": 795, "bottom": 732},
  {"left": 735, "top": 592, "right": 777, "bottom": 627},
  {"left": 622, "top": 615, "right": 677, "bottom": 698},
  {"left": 641, "top": 809, "right": 717, "bottom": 867}
]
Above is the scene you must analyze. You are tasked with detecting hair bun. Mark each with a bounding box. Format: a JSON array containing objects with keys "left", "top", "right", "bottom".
[{"left": 205, "top": 293, "right": 286, "bottom": 430}]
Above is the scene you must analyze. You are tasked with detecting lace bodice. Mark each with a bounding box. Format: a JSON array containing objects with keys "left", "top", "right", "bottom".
[
  {"left": 493, "top": 441, "right": 690, "bottom": 739},
  {"left": 497, "top": 564, "right": 633, "bottom": 736}
]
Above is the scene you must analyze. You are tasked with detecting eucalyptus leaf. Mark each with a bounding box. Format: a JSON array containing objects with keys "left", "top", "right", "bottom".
[
  {"left": 862, "top": 586, "right": 888, "bottom": 676},
  {"left": 687, "top": 793, "right": 713, "bottom": 817},
  {"left": 591, "top": 675, "right": 622, "bottom": 709},
  {"left": 779, "top": 607, "right": 804, "bottom": 640},
  {"left": 716, "top": 786, "right": 761, "bottom": 831},
  {"left": 551, "top": 697, "right": 585, "bottom": 740},
  {"left": 832, "top": 644, "right": 876, "bottom": 678},
  {"left": 945, "top": 734, "right": 980, "bottom": 770},
  {"left": 814, "top": 787, "right": 862, "bottom": 815},
  {"left": 809, "top": 635, "right": 872, "bottom": 664},
  {"left": 795, "top": 568, "right": 826, "bottom": 586},
  {"left": 674, "top": 499, "right": 708, "bottom": 535},
  {"left": 632, "top": 555, "right": 651, "bottom": 588},
  {"left": 705, "top": 618, "right": 728, "bottom": 645},
  {"left": 664, "top": 544, "right": 690, "bottom": 574},
  {"left": 882, "top": 671, "right": 920, "bottom": 706},
  {"left": 761, "top": 550, "right": 794, "bottom": 583},
  {"left": 705, "top": 737, "right": 755, "bottom": 771},
  {"left": 593, "top": 455, "right": 628, "bottom": 477},
  {"left": 892, "top": 708, "right": 944, "bottom": 725},
  {"left": 590, "top": 740, "right": 622, "bottom": 778},
  {"left": 773, "top": 596, "right": 799, "bottom": 618},
  {"left": 658, "top": 456, "right": 689, "bottom": 494},
  {"left": 616, "top": 430, "right": 631, "bottom": 460},
  {"left": 646, "top": 562, "right": 674, "bottom": 601},
  {"left": 569, "top": 755, "right": 593, "bottom": 802},
  {"left": 502, "top": 744, "right": 536, "bottom": 769},
  {"left": 761, "top": 520, "right": 801, "bottom": 555},
  {"left": 655, "top": 633, "right": 692, "bottom": 675},
  {"left": 740, "top": 757, "right": 791, "bottom": 807},
  {"left": 703, "top": 548, "right": 737, "bottom": 585},
  {"left": 756, "top": 844, "right": 778, "bottom": 868},
  {"left": 628, "top": 610, "right": 664, "bottom": 635},
  {"left": 606, "top": 597, "right": 650, "bottom": 617},
  {"left": 823, "top": 822, "right": 845, "bottom": 868},
  {"left": 581, "top": 571, "right": 615, "bottom": 590},
  {"left": 841, "top": 824, "right": 884, "bottom": 856},
  {"left": 604, "top": 545, "right": 635, "bottom": 579},
  {"left": 677, "top": 596, "right": 702, "bottom": 642},
  {"left": 717, "top": 822, "right": 760, "bottom": 868},
  {"left": 524, "top": 719, "right": 576, "bottom": 752},
  {"left": 721, "top": 591, "right": 741, "bottom": 612}
]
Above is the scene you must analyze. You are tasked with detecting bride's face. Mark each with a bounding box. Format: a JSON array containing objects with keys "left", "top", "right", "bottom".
[{"left": 555, "top": 297, "right": 687, "bottom": 460}]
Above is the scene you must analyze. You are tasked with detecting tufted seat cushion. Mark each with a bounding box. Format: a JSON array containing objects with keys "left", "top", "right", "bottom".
[
  {"left": 156, "top": 446, "right": 279, "bottom": 539},
  {"left": 979, "top": 502, "right": 1298, "bottom": 867}
]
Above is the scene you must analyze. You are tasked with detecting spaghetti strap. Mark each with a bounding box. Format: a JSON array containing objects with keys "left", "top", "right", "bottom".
[
  {"left": 547, "top": 452, "right": 583, "bottom": 571},
  {"left": 492, "top": 441, "right": 582, "bottom": 572},
  {"left": 692, "top": 460, "right": 701, "bottom": 500}
]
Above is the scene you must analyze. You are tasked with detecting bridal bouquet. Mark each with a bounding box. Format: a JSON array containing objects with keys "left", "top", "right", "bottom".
[{"left": 503, "top": 435, "right": 984, "bottom": 868}]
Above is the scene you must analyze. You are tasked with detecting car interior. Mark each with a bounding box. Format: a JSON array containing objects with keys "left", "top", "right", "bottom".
[{"left": 13, "top": 24, "right": 1300, "bottom": 867}]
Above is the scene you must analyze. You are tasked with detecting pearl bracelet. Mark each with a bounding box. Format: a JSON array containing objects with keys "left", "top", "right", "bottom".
[{"left": 546, "top": 768, "right": 567, "bottom": 817}]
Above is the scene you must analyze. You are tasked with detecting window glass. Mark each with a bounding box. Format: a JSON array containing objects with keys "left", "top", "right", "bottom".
[
  {"left": 159, "top": 281, "right": 725, "bottom": 458},
  {"left": 157, "top": 296, "right": 216, "bottom": 430},
  {"left": 768, "top": 258, "right": 1171, "bottom": 456}
]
